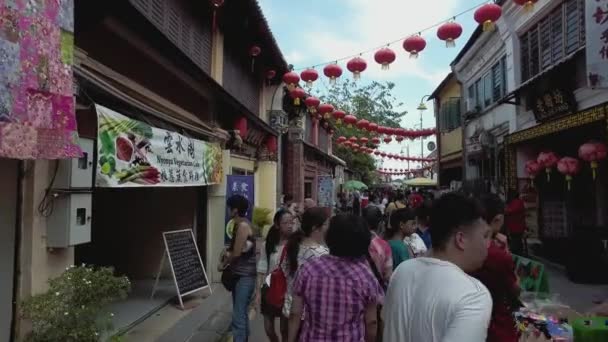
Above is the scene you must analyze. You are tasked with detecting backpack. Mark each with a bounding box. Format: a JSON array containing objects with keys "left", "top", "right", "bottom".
[{"left": 265, "top": 246, "right": 288, "bottom": 310}]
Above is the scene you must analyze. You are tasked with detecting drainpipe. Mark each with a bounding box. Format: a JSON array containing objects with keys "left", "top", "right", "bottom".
[{"left": 10, "top": 160, "right": 25, "bottom": 341}]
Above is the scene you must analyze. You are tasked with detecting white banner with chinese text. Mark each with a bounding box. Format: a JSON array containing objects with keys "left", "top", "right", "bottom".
[
  {"left": 95, "top": 105, "right": 222, "bottom": 187},
  {"left": 586, "top": 0, "right": 608, "bottom": 88}
]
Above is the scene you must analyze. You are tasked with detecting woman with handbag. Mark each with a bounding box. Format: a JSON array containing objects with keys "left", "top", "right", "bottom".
[
  {"left": 256, "top": 209, "right": 294, "bottom": 342},
  {"left": 220, "top": 195, "right": 257, "bottom": 342}
]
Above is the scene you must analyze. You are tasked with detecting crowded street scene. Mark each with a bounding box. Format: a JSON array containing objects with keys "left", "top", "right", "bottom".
[{"left": 1, "top": 0, "right": 608, "bottom": 341}]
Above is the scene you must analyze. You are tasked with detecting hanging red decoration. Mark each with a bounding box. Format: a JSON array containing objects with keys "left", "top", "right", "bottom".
[
  {"left": 525, "top": 160, "right": 542, "bottom": 186},
  {"left": 352, "top": 143, "right": 360, "bottom": 152},
  {"left": 403, "top": 35, "right": 426, "bottom": 58},
  {"left": 557, "top": 157, "right": 580, "bottom": 191},
  {"left": 396, "top": 135, "right": 404, "bottom": 143},
  {"left": 371, "top": 137, "right": 381, "bottom": 145},
  {"left": 343, "top": 114, "right": 357, "bottom": 128},
  {"left": 283, "top": 71, "right": 300, "bottom": 91},
  {"left": 333, "top": 110, "right": 346, "bottom": 124},
  {"left": 474, "top": 3, "right": 502, "bottom": 32},
  {"left": 380, "top": 152, "right": 387, "bottom": 157},
  {"left": 383, "top": 136, "right": 392, "bottom": 144},
  {"left": 265, "top": 136, "right": 278, "bottom": 154},
  {"left": 305, "top": 96, "right": 320, "bottom": 114},
  {"left": 368, "top": 123, "right": 378, "bottom": 133},
  {"left": 266, "top": 70, "right": 277, "bottom": 80},
  {"left": 329, "top": 129, "right": 335, "bottom": 136},
  {"left": 289, "top": 87, "right": 306, "bottom": 106},
  {"left": 437, "top": 21, "right": 463, "bottom": 48},
  {"left": 347, "top": 57, "right": 367, "bottom": 80},
  {"left": 359, "top": 137, "right": 369, "bottom": 145},
  {"left": 537, "top": 151, "right": 559, "bottom": 182},
  {"left": 514, "top": 0, "right": 538, "bottom": 12},
  {"left": 211, "top": 0, "right": 225, "bottom": 33},
  {"left": 349, "top": 136, "right": 358, "bottom": 144},
  {"left": 318, "top": 104, "right": 335, "bottom": 120},
  {"left": 374, "top": 151, "right": 381, "bottom": 156},
  {"left": 343, "top": 141, "right": 352, "bottom": 147},
  {"left": 357, "top": 119, "right": 370, "bottom": 131},
  {"left": 336, "top": 136, "right": 347, "bottom": 144},
  {"left": 324, "top": 63, "right": 343, "bottom": 85},
  {"left": 374, "top": 47, "right": 397, "bottom": 70},
  {"left": 578, "top": 142, "right": 607, "bottom": 180},
  {"left": 300, "top": 68, "right": 319, "bottom": 88},
  {"left": 249, "top": 45, "right": 261, "bottom": 72},
  {"left": 234, "top": 117, "right": 248, "bottom": 138}
]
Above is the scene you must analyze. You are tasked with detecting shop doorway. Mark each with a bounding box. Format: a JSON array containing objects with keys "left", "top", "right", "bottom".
[
  {"left": 75, "top": 186, "right": 206, "bottom": 334},
  {"left": 0, "top": 159, "right": 18, "bottom": 342}
]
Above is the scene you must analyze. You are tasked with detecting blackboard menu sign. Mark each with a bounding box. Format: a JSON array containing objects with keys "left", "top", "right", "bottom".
[{"left": 162, "top": 229, "right": 210, "bottom": 306}]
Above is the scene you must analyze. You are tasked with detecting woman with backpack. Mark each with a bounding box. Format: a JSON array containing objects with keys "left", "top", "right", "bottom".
[
  {"left": 281, "top": 207, "right": 330, "bottom": 318},
  {"left": 256, "top": 209, "right": 294, "bottom": 342}
]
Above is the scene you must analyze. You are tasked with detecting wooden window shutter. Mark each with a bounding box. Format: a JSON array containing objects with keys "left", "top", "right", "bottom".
[
  {"left": 520, "top": 33, "right": 530, "bottom": 82},
  {"left": 539, "top": 17, "right": 552, "bottom": 70},
  {"left": 564, "top": 0, "right": 581, "bottom": 55},
  {"left": 550, "top": 6, "right": 564, "bottom": 63}
]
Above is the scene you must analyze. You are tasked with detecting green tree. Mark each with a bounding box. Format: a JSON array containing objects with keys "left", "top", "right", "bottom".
[{"left": 318, "top": 79, "right": 407, "bottom": 184}]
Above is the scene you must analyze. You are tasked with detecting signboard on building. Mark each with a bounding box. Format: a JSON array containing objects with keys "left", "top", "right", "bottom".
[
  {"left": 95, "top": 105, "right": 222, "bottom": 187},
  {"left": 224, "top": 175, "right": 255, "bottom": 244},
  {"left": 528, "top": 88, "right": 577, "bottom": 122},
  {"left": 586, "top": 0, "right": 608, "bottom": 88},
  {"left": 317, "top": 175, "right": 334, "bottom": 208}
]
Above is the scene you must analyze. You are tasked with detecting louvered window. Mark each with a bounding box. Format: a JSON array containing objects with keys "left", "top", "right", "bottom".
[
  {"left": 439, "top": 98, "right": 461, "bottom": 132},
  {"left": 222, "top": 44, "right": 260, "bottom": 114},
  {"left": 130, "top": 0, "right": 212, "bottom": 74},
  {"left": 467, "top": 57, "right": 506, "bottom": 112},
  {"left": 519, "top": 0, "right": 585, "bottom": 82},
  {"left": 319, "top": 128, "right": 329, "bottom": 152}
]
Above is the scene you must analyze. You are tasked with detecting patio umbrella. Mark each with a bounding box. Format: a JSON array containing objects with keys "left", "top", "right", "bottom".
[{"left": 344, "top": 180, "right": 368, "bottom": 191}]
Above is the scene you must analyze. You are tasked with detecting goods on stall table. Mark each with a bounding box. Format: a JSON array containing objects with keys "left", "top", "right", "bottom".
[{"left": 515, "top": 310, "right": 573, "bottom": 341}]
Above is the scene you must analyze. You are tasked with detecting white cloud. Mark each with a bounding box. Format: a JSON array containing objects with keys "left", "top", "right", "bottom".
[
  {"left": 285, "top": 50, "right": 306, "bottom": 65},
  {"left": 293, "top": 0, "right": 461, "bottom": 82}
]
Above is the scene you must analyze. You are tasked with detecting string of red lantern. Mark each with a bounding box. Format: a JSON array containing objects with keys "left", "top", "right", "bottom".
[{"left": 290, "top": 0, "right": 503, "bottom": 72}]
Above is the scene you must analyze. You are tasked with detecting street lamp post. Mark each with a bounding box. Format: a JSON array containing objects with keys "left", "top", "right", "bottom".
[{"left": 417, "top": 95, "right": 431, "bottom": 158}]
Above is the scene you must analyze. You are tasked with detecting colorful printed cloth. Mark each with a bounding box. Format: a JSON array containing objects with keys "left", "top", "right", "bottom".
[
  {"left": 0, "top": 0, "right": 81, "bottom": 159},
  {"left": 369, "top": 233, "right": 392, "bottom": 286},
  {"left": 293, "top": 255, "right": 384, "bottom": 342}
]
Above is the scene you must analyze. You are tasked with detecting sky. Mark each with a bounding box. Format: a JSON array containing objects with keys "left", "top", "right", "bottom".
[{"left": 258, "top": 0, "right": 482, "bottom": 171}]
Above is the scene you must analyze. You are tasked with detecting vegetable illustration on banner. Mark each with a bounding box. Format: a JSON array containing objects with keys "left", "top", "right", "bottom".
[
  {"left": 224, "top": 175, "right": 255, "bottom": 244},
  {"left": 95, "top": 105, "right": 222, "bottom": 187}
]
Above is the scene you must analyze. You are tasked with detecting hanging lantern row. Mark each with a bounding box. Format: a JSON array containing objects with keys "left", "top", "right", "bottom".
[
  {"left": 347, "top": 57, "right": 367, "bottom": 80},
  {"left": 524, "top": 141, "right": 607, "bottom": 190}
]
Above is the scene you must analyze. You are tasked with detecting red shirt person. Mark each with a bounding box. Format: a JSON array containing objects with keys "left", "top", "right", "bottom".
[
  {"left": 473, "top": 194, "right": 520, "bottom": 342},
  {"left": 505, "top": 191, "right": 527, "bottom": 255}
]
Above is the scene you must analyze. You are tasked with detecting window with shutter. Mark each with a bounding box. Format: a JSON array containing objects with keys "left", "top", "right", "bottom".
[
  {"left": 519, "top": 0, "right": 584, "bottom": 82},
  {"left": 492, "top": 62, "right": 502, "bottom": 101},
  {"left": 129, "top": 0, "right": 212, "bottom": 74},
  {"left": 467, "top": 85, "right": 476, "bottom": 111},
  {"left": 475, "top": 80, "right": 483, "bottom": 109},
  {"left": 483, "top": 73, "right": 493, "bottom": 107}
]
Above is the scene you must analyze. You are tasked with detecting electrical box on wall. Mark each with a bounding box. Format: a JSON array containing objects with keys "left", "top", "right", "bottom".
[
  {"left": 47, "top": 193, "right": 92, "bottom": 248},
  {"left": 54, "top": 138, "right": 95, "bottom": 189}
]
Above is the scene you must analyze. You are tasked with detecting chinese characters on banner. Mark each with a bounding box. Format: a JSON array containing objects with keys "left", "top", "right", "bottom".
[
  {"left": 0, "top": 0, "right": 82, "bottom": 159},
  {"left": 317, "top": 176, "right": 334, "bottom": 208},
  {"left": 530, "top": 88, "right": 577, "bottom": 122},
  {"left": 587, "top": 0, "right": 608, "bottom": 88},
  {"left": 224, "top": 175, "right": 255, "bottom": 244},
  {"left": 95, "top": 105, "right": 223, "bottom": 187}
]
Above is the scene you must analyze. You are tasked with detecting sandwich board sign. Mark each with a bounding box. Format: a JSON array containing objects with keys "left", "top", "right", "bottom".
[{"left": 151, "top": 229, "right": 210, "bottom": 309}]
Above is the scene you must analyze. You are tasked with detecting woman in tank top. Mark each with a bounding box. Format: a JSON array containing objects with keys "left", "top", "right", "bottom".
[{"left": 225, "top": 195, "right": 257, "bottom": 342}]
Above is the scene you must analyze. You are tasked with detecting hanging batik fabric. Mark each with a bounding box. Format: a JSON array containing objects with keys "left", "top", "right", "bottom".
[{"left": 0, "top": 0, "right": 81, "bottom": 159}]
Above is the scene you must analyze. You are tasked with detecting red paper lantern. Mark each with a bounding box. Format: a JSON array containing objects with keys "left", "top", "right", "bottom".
[
  {"left": 343, "top": 114, "right": 357, "bottom": 128},
  {"left": 525, "top": 160, "right": 541, "bottom": 186},
  {"left": 318, "top": 103, "right": 335, "bottom": 120},
  {"left": 333, "top": 110, "right": 346, "bottom": 124},
  {"left": 557, "top": 157, "right": 580, "bottom": 191},
  {"left": 349, "top": 136, "right": 358, "bottom": 144},
  {"left": 380, "top": 152, "right": 387, "bottom": 157},
  {"left": 301, "top": 68, "right": 319, "bottom": 88},
  {"left": 475, "top": 3, "right": 502, "bottom": 32},
  {"left": 305, "top": 96, "right": 320, "bottom": 114},
  {"left": 537, "top": 151, "right": 559, "bottom": 182},
  {"left": 283, "top": 71, "right": 300, "bottom": 91},
  {"left": 374, "top": 47, "right": 397, "bottom": 70},
  {"left": 579, "top": 142, "right": 607, "bottom": 180},
  {"left": 265, "top": 136, "right": 278, "bottom": 154},
  {"left": 374, "top": 151, "right": 381, "bottom": 156},
  {"left": 396, "top": 135, "right": 404, "bottom": 143},
  {"left": 289, "top": 87, "right": 306, "bottom": 105},
  {"left": 337, "top": 136, "right": 347, "bottom": 144},
  {"left": 266, "top": 69, "right": 277, "bottom": 80},
  {"left": 359, "top": 137, "right": 369, "bottom": 145},
  {"left": 347, "top": 57, "right": 367, "bottom": 80},
  {"left": 352, "top": 143, "right": 360, "bottom": 152},
  {"left": 403, "top": 35, "right": 426, "bottom": 58},
  {"left": 383, "top": 136, "right": 392, "bottom": 144},
  {"left": 514, "top": 0, "right": 538, "bottom": 12},
  {"left": 368, "top": 123, "right": 378, "bottom": 133},
  {"left": 324, "top": 63, "right": 343, "bottom": 85},
  {"left": 371, "top": 137, "right": 381, "bottom": 145},
  {"left": 249, "top": 45, "right": 261, "bottom": 71},
  {"left": 437, "top": 21, "right": 463, "bottom": 48},
  {"left": 357, "top": 119, "right": 370, "bottom": 131},
  {"left": 234, "top": 117, "right": 248, "bottom": 138}
]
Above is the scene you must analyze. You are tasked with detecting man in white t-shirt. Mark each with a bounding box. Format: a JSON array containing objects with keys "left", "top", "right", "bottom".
[{"left": 383, "top": 193, "right": 493, "bottom": 342}]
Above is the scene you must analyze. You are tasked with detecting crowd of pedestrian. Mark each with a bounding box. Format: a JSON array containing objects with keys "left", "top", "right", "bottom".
[{"left": 222, "top": 188, "right": 529, "bottom": 342}]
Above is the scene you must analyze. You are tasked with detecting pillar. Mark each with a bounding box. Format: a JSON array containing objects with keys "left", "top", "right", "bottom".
[
  {"left": 285, "top": 127, "right": 305, "bottom": 204},
  {"left": 257, "top": 161, "right": 277, "bottom": 213},
  {"left": 206, "top": 149, "right": 230, "bottom": 283}
]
